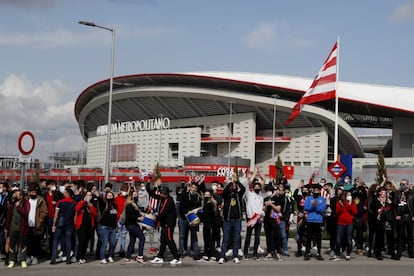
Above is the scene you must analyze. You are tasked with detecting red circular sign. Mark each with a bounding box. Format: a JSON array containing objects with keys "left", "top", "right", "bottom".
[{"left": 18, "top": 131, "right": 35, "bottom": 155}]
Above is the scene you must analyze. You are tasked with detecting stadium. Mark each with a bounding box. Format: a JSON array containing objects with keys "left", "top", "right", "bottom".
[{"left": 73, "top": 71, "right": 414, "bottom": 183}]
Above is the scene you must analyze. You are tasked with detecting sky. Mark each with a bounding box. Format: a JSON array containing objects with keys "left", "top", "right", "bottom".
[{"left": 0, "top": 0, "right": 413, "bottom": 162}]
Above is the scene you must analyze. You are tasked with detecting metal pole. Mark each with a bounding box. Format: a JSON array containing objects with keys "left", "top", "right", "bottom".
[
  {"left": 79, "top": 21, "right": 115, "bottom": 184},
  {"left": 271, "top": 95, "right": 279, "bottom": 164},
  {"left": 81, "top": 124, "right": 85, "bottom": 166},
  {"left": 227, "top": 102, "right": 233, "bottom": 170},
  {"left": 158, "top": 114, "right": 163, "bottom": 164}
]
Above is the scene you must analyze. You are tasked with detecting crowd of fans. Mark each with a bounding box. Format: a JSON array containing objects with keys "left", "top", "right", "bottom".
[{"left": 0, "top": 170, "right": 413, "bottom": 268}]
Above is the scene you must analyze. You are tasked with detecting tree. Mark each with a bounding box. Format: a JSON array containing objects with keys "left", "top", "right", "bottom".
[{"left": 376, "top": 149, "right": 387, "bottom": 184}]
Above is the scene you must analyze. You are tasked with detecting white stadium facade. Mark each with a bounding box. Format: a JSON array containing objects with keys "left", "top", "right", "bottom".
[{"left": 74, "top": 72, "right": 414, "bottom": 183}]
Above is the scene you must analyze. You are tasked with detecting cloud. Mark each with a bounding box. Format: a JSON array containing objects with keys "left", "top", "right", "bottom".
[
  {"left": 0, "top": 29, "right": 106, "bottom": 49},
  {"left": 0, "top": 0, "right": 54, "bottom": 7},
  {"left": 243, "top": 21, "right": 315, "bottom": 52},
  {"left": 0, "top": 74, "right": 82, "bottom": 159},
  {"left": 390, "top": 0, "right": 414, "bottom": 21},
  {"left": 0, "top": 25, "right": 169, "bottom": 49},
  {"left": 109, "top": 0, "right": 157, "bottom": 4}
]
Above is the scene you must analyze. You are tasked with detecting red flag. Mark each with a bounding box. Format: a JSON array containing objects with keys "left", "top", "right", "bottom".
[{"left": 285, "top": 42, "right": 338, "bottom": 125}]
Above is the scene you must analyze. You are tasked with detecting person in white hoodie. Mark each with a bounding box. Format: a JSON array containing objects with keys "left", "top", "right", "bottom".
[{"left": 243, "top": 179, "right": 265, "bottom": 260}]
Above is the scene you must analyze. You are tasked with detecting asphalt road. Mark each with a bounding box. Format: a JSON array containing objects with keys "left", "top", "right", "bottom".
[
  {"left": 1, "top": 218, "right": 413, "bottom": 276},
  {"left": 1, "top": 253, "right": 413, "bottom": 276}
]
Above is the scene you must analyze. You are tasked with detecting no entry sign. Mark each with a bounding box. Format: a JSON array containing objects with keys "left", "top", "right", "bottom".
[{"left": 18, "top": 131, "right": 35, "bottom": 155}]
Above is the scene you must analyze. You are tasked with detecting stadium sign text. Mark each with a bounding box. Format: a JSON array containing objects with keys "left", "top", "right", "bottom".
[{"left": 96, "top": 117, "right": 170, "bottom": 136}]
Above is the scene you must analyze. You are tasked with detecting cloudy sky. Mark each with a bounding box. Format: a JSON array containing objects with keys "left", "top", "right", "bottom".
[{"left": 0, "top": 0, "right": 413, "bottom": 161}]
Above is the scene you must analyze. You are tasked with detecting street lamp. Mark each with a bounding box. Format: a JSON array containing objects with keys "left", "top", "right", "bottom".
[
  {"left": 271, "top": 94, "right": 279, "bottom": 164},
  {"left": 227, "top": 102, "right": 233, "bottom": 170},
  {"left": 79, "top": 20, "right": 115, "bottom": 184},
  {"left": 158, "top": 114, "right": 164, "bottom": 164}
]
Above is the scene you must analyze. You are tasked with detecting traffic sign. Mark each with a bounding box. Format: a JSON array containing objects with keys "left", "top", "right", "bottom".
[
  {"left": 328, "top": 160, "right": 347, "bottom": 178},
  {"left": 18, "top": 131, "right": 35, "bottom": 155}
]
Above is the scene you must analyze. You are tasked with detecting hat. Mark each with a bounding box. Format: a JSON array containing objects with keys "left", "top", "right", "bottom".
[{"left": 159, "top": 186, "right": 169, "bottom": 195}]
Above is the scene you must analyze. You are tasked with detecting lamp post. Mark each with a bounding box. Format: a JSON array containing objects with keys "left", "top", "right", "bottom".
[
  {"left": 79, "top": 21, "right": 115, "bottom": 184},
  {"left": 271, "top": 94, "right": 279, "bottom": 164},
  {"left": 227, "top": 102, "right": 233, "bottom": 170},
  {"left": 115, "top": 119, "right": 121, "bottom": 169},
  {"left": 158, "top": 114, "right": 164, "bottom": 164}
]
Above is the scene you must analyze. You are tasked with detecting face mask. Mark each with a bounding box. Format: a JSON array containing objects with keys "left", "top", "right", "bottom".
[
  {"left": 212, "top": 185, "right": 217, "bottom": 191},
  {"left": 205, "top": 196, "right": 211, "bottom": 201},
  {"left": 50, "top": 186, "right": 56, "bottom": 192},
  {"left": 346, "top": 196, "right": 352, "bottom": 201},
  {"left": 254, "top": 188, "right": 261, "bottom": 194},
  {"left": 266, "top": 191, "right": 273, "bottom": 197},
  {"left": 107, "top": 198, "right": 114, "bottom": 203},
  {"left": 302, "top": 192, "right": 308, "bottom": 197},
  {"left": 79, "top": 188, "right": 83, "bottom": 193},
  {"left": 30, "top": 194, "right": 37, "bottom": 199},
  {"left": 59, "top": 186, "right": 65, "bottom": 193},
  {"left": 134, "top": 196, "right": 138, "bottom": 202},
  {"left": 121, "top": 191, "right": 128, "bottom": 197},
  {"left": 0, "top": 189, "right": 3, "bottom": 193},
  {"left": 313, "top": 193, "right": 320, "bottom": 198},
  {"left": 85, "top": 197, "right": 92, "bottom": 203},
  {"left": 12, "top": 197, "right": 19, "bottom": 203},
  {"left": 141, "top": 187, "right": 146, "bottom": 191},
  {"left": 345, "top": 179, "right": 350, "bottom": 184}
]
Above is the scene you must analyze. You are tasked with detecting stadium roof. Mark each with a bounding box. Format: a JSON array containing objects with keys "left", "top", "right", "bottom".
[{"left": 74, "top": 72, "right": 414, "bottom": 158}]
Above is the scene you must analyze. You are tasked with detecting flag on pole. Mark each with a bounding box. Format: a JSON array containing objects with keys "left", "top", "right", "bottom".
[{"left": 285, "top": 42, "right": 338, "bottom": 125}]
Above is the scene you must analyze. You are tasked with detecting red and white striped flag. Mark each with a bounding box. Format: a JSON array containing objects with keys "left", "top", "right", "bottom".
[{"left": 285, "top": 42, "right": 338, "bottom": 125}]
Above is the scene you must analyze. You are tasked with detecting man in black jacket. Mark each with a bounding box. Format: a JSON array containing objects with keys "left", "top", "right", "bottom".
[
  {"left": 0, "top": 182, "right": 10, "bottom": 261},
  {"left": 150, "top": 186, "right": 181, "bottom": 265},
  {"left": 218, "top": 173, "right": 246, "bottom": 264},
  {"left": 179, "top": 183, "right": 202, "bottom": 259}
]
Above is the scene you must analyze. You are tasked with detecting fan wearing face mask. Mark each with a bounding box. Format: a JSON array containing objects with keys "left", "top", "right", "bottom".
[
  {"left": 242, "top": 173, "right": 265, "bottom": 260},
  {"left": 331, "top": 191, "right": 357, "bottom": 261},
  {"left": 4, "top": 189, "right": 30, "bottom": 268},
  {"left": 114, "top": 184, "right": 130, "bottom": 258},
  {"left": 303, "top": 184, "right": 326, "bottom": 261},
  {"left": 26, "top": 182, "right": 48, "bottom": 266}
]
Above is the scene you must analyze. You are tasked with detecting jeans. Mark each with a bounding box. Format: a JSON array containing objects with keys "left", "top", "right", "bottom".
[
  {"left": 178, "top": 216, "right": 199, "bottom": 256},
  {"left": 99, "top": 225, "right": 117, "bottom": 260},
  {"left": 178, "top": 217, "right": 189, "bottom": 255},
  {"left": 220, "top": 219, "right": 242, "bottom": 259},
  {"left": 116, "top": 223, "right": 127, "bottom": 253},
  {"left": 126, "top": 224, "right": 146, "bottom": 258},
  {"left": 279, "top": 220, "right": 288, "bottom": 253},
  {"left": 336, "top": 224, "right": 353, "bottom": 256},
  {"left": 52, "top": 225, "right": 73, "bottom": 260}
]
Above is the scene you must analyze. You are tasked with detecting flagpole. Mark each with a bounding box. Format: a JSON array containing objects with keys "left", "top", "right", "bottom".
[{"left": 334, "top": 36, "right": 340, "bottom": 162}]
